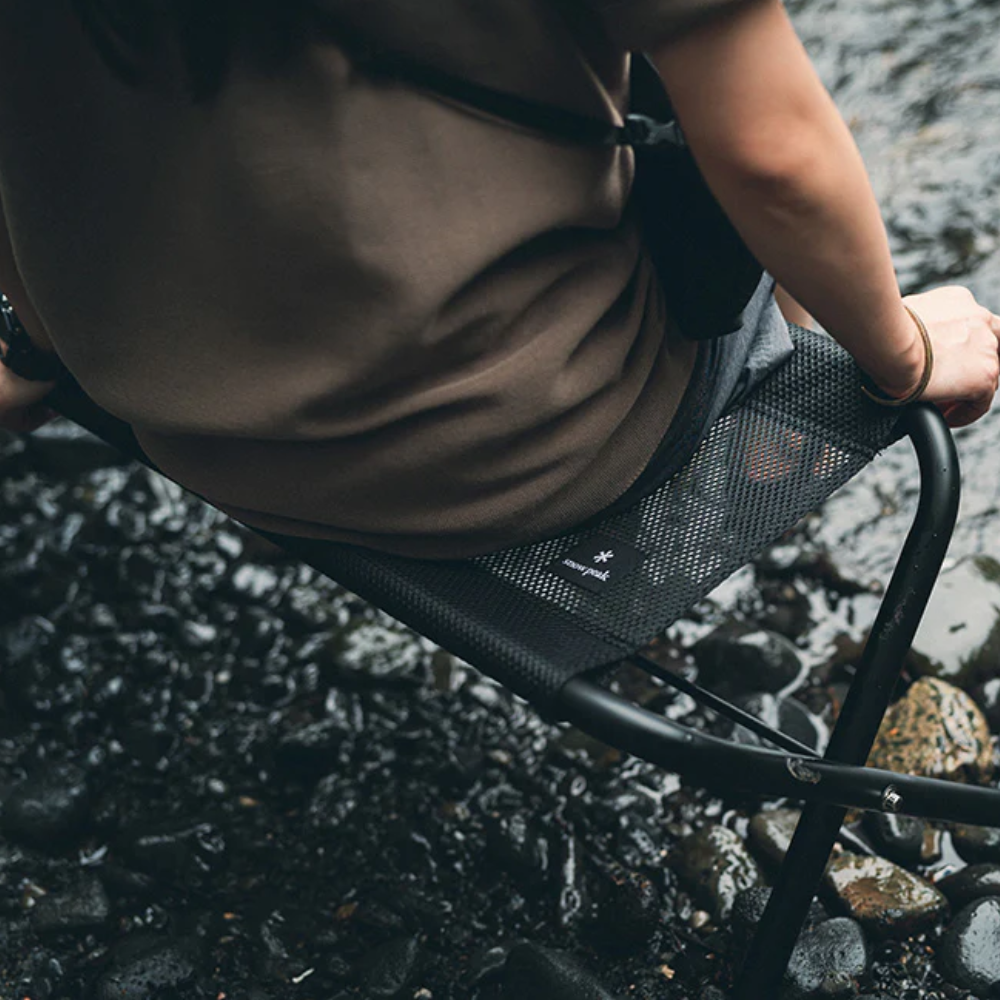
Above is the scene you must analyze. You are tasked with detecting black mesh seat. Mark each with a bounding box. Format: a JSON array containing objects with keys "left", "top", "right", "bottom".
[{"left": 49, "top": 323, "right": 1000, "bottom": 997}]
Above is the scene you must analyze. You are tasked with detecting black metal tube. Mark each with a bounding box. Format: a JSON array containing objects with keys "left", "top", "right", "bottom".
[{"left": 735, "top": 404, "right": 961, "bottom": 1000}]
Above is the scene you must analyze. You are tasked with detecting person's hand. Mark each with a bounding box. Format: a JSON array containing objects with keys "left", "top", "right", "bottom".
[
  {"left": 0, "top": 362, "right": 56, "bottom": 432},
  {"left": 881, "top": 286, "right": 1000, "bottom": 428}
]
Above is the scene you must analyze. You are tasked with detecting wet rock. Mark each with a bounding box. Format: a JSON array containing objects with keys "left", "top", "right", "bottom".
[
  {"left": 783, "top": 917, "right": 869, "bottom": 999},
  {"left": 731, "top": 887, "right": 827, "bottom": 959},
  {"left": 30, "top": 877, "right": 111, "bottom": 934},
  {"left": 486, "top": 813, "right": 550, "bottom": 883},
  {"left": 502, "top": 943, "right": 619, "bottom": 1000},
  {"left": 274, "top": 719, "right": 349, "bottom": 780},
  {"left": 921, "top": 827, "right": 944, "bottom": 865},
  {"left": 354, "top": 935, "right": 421, "bottom": 998},
  {"left": 951, "top": 824, "right": 1000, "bottom": 865},
  {"left": 592, "top": 866, "right": 662, "bottom": 953},
  {"left": 911, "top": 555, "right": 1000, "bottom": 686},
  {"left": 466, "top": 944, "right": 512, "bottom": 988},
  {"left": 693, "top": 624, "right": 803, "bottom": 696},
  {"left": 938, "top": 864, "right": 1000, "bottom": 910},
  {"left": 93, "top": 935, "right": 198, "bottom": 1000},
  {"left": 748, "top": 809, "right": 801, "bottom": 869},
  {"left": 937, "top": 897, "right": 1000, "bottom": 995},
  {"left": 731, "top": 694, "right": 823, "bottom": 752},
  {"left": 675, "top": 825, "right": 764, "bottom": 921},
  {"left": 118, "top": 819, "right": 227, "bottom": 884},
  {"left": 862, "top": 813, "right": 927, "bottom": 868},
  {"left": 823, "top": 852, "right": 948, "bottom": 939},
  {"left": 1, "top": 763, "right": 91, "bottom": 849},
  {"left": 867, "top": 677, "right": 993, "bottom": 785}
]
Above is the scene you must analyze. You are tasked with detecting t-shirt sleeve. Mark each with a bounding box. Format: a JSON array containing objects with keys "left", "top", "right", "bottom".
[{"left": 582, "top": 0, "right": 752, "bottom": 50}]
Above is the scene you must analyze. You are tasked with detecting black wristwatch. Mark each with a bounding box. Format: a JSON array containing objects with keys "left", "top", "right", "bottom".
[{"left": 0, "top": 293, "right": 66, "bottom": 382}]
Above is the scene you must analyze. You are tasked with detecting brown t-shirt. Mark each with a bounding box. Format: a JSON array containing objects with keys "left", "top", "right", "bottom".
[{"left": 0, "top": 1, "right": 737, "bottom": 557}]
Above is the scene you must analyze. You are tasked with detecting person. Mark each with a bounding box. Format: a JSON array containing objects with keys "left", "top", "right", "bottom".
[{"left": 0, "top": 0, "right": 997, "bottom": 558}]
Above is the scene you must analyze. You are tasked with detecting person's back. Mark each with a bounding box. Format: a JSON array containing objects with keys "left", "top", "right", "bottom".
[{"left": 0, "top": 0, "right": 706, "bottom": 556}]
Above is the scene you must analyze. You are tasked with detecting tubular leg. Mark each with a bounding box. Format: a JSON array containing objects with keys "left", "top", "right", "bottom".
[{"left": 734, "top": 406, "right": 960, "bottom": 998}]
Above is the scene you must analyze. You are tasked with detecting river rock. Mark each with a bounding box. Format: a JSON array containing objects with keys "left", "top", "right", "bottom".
[
  {"left": 911, "top": 555, "right": 1000, "bottom": 686},
  {"left": 862, "top": 813, "right": 927, "bottom": 868},
  {"left": 93, "top": 935, "right": 198, "bottom": 1000},
  {"left": 1, "top": 762, "right": 92, "bottom": 849},
  {"left": 354, "top": 936, "right": 421, "bottom": 998},
  {"left": 939, "top": 864, "right": 1000, "bottom": 910},
  {"left": 823, "top": 852, "right": 948, "bottom": 938},
  {"left": 502, "top": 943, "right": 619, "bottom": 1000},
  {"left": 732, "top": 695, "right": 823, "bottom": 752},
  {"left": 592, "top": 866, "right": 662, "bottom": 953},
  {"left": 118, "top": 819, "right": 227, "bottom": 884},
  {"left": 938, "top": 897, "right": 1000, "bottom": 995},
  {"left": 675, "top": 825, "right": 764, "bottom": 921},
  {"left": 951, "top": 824, "right": 1000, "bottom": 864},
  {"left": 30, "top": 876, "right": 111, "bottom": 934},
  {"left": 748, "top": 808, "right": 801, "bottom": 869},
  {"left": 486, "top": 813, "right": 550, "bottom": 883},
  {"left": 783, "top": 917, "right": 869, "bottom": 999},
  {"left": 692, "top": 624, "right": 803, "bottom": 696},
  {"left": 731, "top": 887, "right": 827, "bottom": 958},
  {"left": 866, "top": 677, "right": 993, "bottom": 785}
]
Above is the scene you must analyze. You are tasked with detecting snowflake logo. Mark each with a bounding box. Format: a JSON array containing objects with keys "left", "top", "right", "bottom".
[{"left": 593, "top": 550, "right": 615, "bottom": 564}]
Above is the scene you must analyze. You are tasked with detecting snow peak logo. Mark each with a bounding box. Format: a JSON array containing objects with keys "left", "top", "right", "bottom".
[{"left": 549, "top": 534, "right": 646, "bottom": 594}]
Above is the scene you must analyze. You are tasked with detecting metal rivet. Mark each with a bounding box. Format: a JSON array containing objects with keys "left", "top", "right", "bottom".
[{"left": 882, "top": 786, "right": 903, "bottom": 814}]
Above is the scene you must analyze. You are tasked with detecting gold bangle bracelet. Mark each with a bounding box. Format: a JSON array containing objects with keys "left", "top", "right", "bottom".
[{"left": 860, "top": 305, "right": 934, "bottom": 407}]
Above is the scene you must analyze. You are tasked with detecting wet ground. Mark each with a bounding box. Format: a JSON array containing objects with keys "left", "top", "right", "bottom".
[{"left": 1, "top": 1, "right": 999, "bottom": 998}]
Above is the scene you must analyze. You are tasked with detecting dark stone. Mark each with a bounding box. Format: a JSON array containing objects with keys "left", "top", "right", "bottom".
[
  {"left": 275, "top": 719, "right": 349, "bottom": 780},
  {"left": 118, "top": 819, "right": 227, "bottom": 885},
  {"left": 693, "top": 624, "right": 803, "bottom": 696},
  {"left": 862, "top": 813, "right": 927, "bottom": 868},
  {"left": 938, "top": 864, "right": 1000, "bottom": 910},
  {"left": 466, "top": 944, "right": 512, "bottom": 988},
  {"left": 2, "top": 763, "right": 91, "bottom": 849},
  {"left": 502, "top": 943, "right": 619, "bottom": 1000},
  {"left": 675, "top": 825, "right": 764, "bottom": 921},
  {"left": 952, "top": 824, "right": 1000, "bottom": 865},
  {"left": 30, "top": 877, "right": 111, "bottom": 934},
  {"left": 486, "top": 813, "right": 550, "bottom": 882},
  {"left": 731, "top": 887, "right": 827, "bottom": 958},
  {"left": 748, "top": 809, "right": 801, "bottom": 869},
  {"left": 732, "top": 695, "right": 822, "bottom": 752},
  {"left": 783, "top": 917, "right": 869, "bottom": 999},
  {"left": 93, "top": 935, "right": 198, "bottom": 1000},
  {"left": 592, "top": 866, "right": 662, "bottom": 953},
  {"left": 354, "top": 936, "right": 421, "bottom": 998},
  {"left": 938, "top": 897, "right": 1000, "bottom": 995}
]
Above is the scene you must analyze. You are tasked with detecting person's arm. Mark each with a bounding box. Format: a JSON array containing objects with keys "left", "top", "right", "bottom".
[{"left": 649, "top": 0, "right": 1000, "bottom": 426}]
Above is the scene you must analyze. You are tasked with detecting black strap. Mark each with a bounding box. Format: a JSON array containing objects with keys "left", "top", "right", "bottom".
[{"left": 323, "top": 18, "right": 684, "bottom": 150}]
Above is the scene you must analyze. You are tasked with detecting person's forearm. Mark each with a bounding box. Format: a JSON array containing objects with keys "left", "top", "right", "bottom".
[{"left": 651, "top": 0, "right": 923, "bottom": 394}]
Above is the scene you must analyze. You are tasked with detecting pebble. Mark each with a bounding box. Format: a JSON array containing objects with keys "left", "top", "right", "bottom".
[
  {"left": 867, "top": 677, "right": 993, "bottom": 785},
  {"left": 465, "top": 944, "right": 512, "bottom": 988},
  {"left": 1, "top": 762, "right": 92, "bottom": 849},
  {"left": 748, "top": 808, "right": 802, "bottom": 869},
  {"left": 692, "top": 624, "right": 803, "bottom": 696},
  {"left": 354, "top": 935, "right": 421, "bottom": 998},
  {"left": 938, "top": 864, "right": 1000, "bottom": 910},
  {"left": 675, "top": 825, "right": 764, "bottom": 921},
  {"left": 591, "top": 866, "right": 662, "bottom": 953},
  {"left": 951, "top": 824, "right": 1000, "bottom": 864},
  {"left": 93, "top": 935, "right": 198, "bottom": 1000},
  {"left": 823, "top": 853, "right": 948, "bottom": 939},
  {"left": 937, "top": 897, "right": 1000, "bottom": 995},
  {"left": 118, "top": 819, "right": 227, "bottom": 884},
  {"left": 30, "top": 877, "right": 111, "bottom": 934},
  {"left": 862, "top": 813, "right": 927, "bottom": 868},
  {"left": 486, "top": 813, "right": 550, "bottom": 883},
  {"left": 274, "top": 719, "right": 349, "bottom": 780},
  {"left": 502, "top": 943, "right": 619, "bottom": 1000},
  {"left": 731, "top": 887, "right": 827, "bottom": 958},
  {"left": 783, "top": 917, "right": 869, "bottom": 999}
]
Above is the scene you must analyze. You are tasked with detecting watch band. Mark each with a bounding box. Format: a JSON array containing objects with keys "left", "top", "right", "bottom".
[{"left": 0, "top": 294, "right": 66, "bottom": 382}]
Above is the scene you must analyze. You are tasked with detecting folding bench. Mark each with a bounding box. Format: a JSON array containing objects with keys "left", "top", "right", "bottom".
[{"left": 48, "top": 323, "right": 1000, "bottom": 998}]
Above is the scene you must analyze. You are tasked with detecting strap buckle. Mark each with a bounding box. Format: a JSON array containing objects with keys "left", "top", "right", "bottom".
[{"left": 620, "top": 114, "right": 686, "bottom": 149}]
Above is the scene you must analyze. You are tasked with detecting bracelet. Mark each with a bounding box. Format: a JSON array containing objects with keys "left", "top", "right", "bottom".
[
  {"left": 0, "top": 293, "right": 66, "bottom": 382},
  {"left": 860, "top": 306, "right": 934, "bottom": 407}
]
